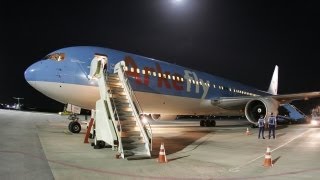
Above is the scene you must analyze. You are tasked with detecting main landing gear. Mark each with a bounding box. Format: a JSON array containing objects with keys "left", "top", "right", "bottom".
[
  {"left": 200, "top": 119, "right": 216, "bottom": 127},
  {"left": 68, "top": 113, "right": 81, "bottom": 133}
]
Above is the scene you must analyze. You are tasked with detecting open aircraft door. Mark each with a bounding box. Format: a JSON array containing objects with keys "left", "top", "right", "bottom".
[{"left": 88, "top": 54, "right": 108, "bottom": 79}]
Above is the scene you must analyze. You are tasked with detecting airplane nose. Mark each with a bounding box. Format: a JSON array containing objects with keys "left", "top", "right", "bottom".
[{"left": 24, "top": 61, "right": 40, "bottom": 87}]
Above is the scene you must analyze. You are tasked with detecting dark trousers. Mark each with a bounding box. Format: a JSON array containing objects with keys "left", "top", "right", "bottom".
[
  {"left": 269, "top": 125, "right": 275, "bottom": 139},
  {"left": 258, "top": 127, "right": 265, "bottom": 138}
]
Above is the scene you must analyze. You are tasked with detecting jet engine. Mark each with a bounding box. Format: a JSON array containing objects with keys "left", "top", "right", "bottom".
[
  {"left": 245, "top": 98, "right": 279, "bottom": 123},
  {"left": 150, "top": 114, "right": 177, "bottom": 121}
]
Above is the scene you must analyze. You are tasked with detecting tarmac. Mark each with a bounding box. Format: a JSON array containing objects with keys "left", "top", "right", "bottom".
[{"left": 1, "top": 109, "right": 320, "bottom": 179}]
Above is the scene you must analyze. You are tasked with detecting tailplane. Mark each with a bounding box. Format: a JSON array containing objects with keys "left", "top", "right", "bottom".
[{"left": 268, "top": 65, "right": 278, "bottom": 95}]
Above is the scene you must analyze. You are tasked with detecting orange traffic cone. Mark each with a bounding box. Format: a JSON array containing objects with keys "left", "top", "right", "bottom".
[
  {"left": 157, "top": 142, "right": 167, "bottom": 163},
  {"left": 245, "top": 128, "right": 251, "bottom": 135},
  {"left": 84, "top": 117, "right": 94, "bottom": 143},
  {"left": 263, "top": 146, "right": 273, "bottom": 167}
]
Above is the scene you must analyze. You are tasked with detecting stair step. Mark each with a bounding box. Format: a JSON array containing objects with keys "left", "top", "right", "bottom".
[
  {"left": 121, "top": 131, "right": 141, "bottom": 137},
  {"left": 123, "top": 150, "right": 134, "bottom": 157},
  {"left": 123, "top": 149, "right": 151, "bottom": 159},
  {"left": 120, "top": 119, "right": 136, "bottom": 126},
  {"left": 113, "top": 107, "right": 132, "bottom": 112},
  {"left": 119, "top": 116, "right": 135, "bottom": 120},
  {"left": 114, "top": 105, "right": 130, "bottom": 110},
  {"left": 117, "top": 111, "right": 133, "bottom": 116},
  {"left": 120, "top": 122, "right": 137, "bottom": 128},
  {"left": 108, "top": 79, "right": 120, "bottom": 83},
  {"left": 111, "top": 89, "right": 124, "bottom": 93},
  {"left": 113, "top": 99, "right": 129, "bottom": 104},
  {"left": 118, "top": 116, "right": 134, "bottom": 121},
  {"left": 127, "top": 146, "right": 150, "bottom": 155},
  {"left": 110, "top": 94, "right": 127, "bottom": 98},
  {"left": 121, "top": 137, "right": 144, "bottom": 143},
  {"left": 110, "top": 86, "right": 124, "bottom": 92},
  {"left": 121, "top": 136, "right": 143, "bottom": 142},
  {"left": 108, "top": 73, "right": 118, "bottom": 77},
  {"left": 107, "top": 76, "right": 119, "bottom": 80},
  {"left": 122, "top": 142, "right": 146, "bottom": 150},
  {"left": 108, "top": 83, "right": 122, "bottom": 88},
  {"left": 114, "top": 101, "right": 129, "bottom": 106}
]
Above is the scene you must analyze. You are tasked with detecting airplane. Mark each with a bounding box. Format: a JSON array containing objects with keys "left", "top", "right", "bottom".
[{"left": 24, "top": 46, "right": 320, "bottom": 131}]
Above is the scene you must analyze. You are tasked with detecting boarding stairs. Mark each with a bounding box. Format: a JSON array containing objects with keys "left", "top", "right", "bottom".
[{"left": 89, "top": 55, "right": 152, "bottom": 160}]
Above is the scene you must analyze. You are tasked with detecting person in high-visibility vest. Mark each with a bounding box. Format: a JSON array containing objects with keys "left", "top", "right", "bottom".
[
  {"left": 268, "top": 113, "right": 277, "bottom": 139},
  {"left": 257, "top": 115, "right": 265, "bottom": 139}
]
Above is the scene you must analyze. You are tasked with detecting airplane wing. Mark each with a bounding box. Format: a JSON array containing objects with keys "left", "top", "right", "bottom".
[
  {"left": 270, "top": 91, "right": 320, "bottom": 103},
  {"left": 211, "top": 91, "right": 320, "bottom": 110}
]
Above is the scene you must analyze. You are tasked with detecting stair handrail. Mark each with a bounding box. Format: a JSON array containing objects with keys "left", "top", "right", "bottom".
[
  {"left": 101, "top": 72, "right": 124, "bottom": 158},
  {"left": 121, "top": 69, "right": 153, "bottom": 150},
  {"left": 105, "top": 73, "right": 123, "bottom": 157},
  {"left": 114, "top": 61, "right": 153, "bottom": 153}
]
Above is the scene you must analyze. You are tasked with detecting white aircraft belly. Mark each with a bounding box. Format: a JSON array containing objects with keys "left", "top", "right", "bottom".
[{"left": 29, "top": 81, "right": 242, "bottom": 116}]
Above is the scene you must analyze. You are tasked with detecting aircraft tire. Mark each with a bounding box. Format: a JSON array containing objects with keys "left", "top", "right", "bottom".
[
  {"left": 204, "top": 120, "right": 210, "bottom": 127},
  {"left": 210, "top": 120, "right": 216, "bottom": 127},
  {"left": 70, "top": 122, "right": 81, "bottom": 133},
  {"left": 68, "top": 121, "right": 73, "bottom": 132},
  {"left": 200, "top": 120, "right": 205, "bottom": 127}
]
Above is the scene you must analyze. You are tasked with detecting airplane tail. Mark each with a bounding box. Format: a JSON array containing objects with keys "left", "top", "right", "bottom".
[{"left": 268, "top": 65, "right": 278, "bottom": 95}]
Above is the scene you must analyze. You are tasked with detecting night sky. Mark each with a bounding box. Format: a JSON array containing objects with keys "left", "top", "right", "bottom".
[{"left": 1, "top": 1, "right": 319, "bottom": 113}]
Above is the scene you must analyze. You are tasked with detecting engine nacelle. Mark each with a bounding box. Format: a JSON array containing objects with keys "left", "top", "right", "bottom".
[
  {"left": 245, "top": 98, "right": 279, "bottom": 123},
  {"left": 150, "top": 114, "right": 177, "bottom": 121}
]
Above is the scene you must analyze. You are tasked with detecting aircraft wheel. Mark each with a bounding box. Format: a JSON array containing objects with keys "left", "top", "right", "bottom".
[
  {"left": 210, "top": 120, "right": 216, "bottom": 127},
  {"left": 200, "top": 120, "right": 205, "bottom": 127},
  {"left": 70, "top": 122, "right": 81, "bottom": 133},
  {"left": 68, "top": 121, "right": 73, "bottom": 132},
  {"left": 204, "top": 120, "right": 211, "bottom": 127}
]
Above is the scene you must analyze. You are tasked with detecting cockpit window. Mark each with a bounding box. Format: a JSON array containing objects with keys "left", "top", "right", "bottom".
[{"left": 42, "top": 53, "right": 65, "bottom": 61}]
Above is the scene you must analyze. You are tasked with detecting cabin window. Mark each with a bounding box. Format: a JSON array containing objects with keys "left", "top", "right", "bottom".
[
  {"left": 153, "top": 72, "right": 156, "bottom": 76},
  {"left": 137, "top": 68, "right": 140, "bottom": 73},
  {"left": 158, "top": 73, "right": 161, "bottom": 77},
  {"left": 172, "top": 76, "right": 176, "bottom": 80},
  {"left": 124, "top": 66, "right": 128, "bottom": 71},
  {"left": 177, "top": 77, "right": 180, "bottom": 81},
  {"left": 181, "top": 78, "right": 184, "bottom": 82},
  {"left": 163, "top": 74, "right": 166, "bottom": 78},
  {"left": 168, "top": 75, "right": 171, "bottom": 79},
  {"left": 142, "top": 70, "right": 145, "bottom": 74},
  {"left": 130, "top": 67, "right": 134, "bottom": 72},
  {"left": 192, "top": 80, "right": 195, "bottom": 84}
]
